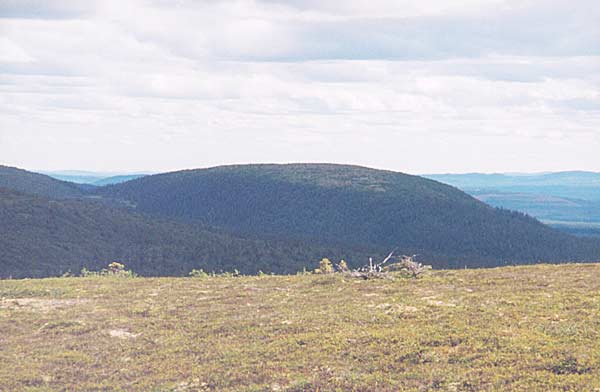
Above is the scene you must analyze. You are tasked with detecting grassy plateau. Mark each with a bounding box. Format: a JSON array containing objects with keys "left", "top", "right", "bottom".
[{"left": 1, "top": 263, "right": 599, "bottom": 391}]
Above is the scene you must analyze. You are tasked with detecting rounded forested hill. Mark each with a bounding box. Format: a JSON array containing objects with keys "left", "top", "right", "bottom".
[
  {"left": 95, "top": 164, "right": 600, "bottom": 267},
  {"left": 0, "top": 165, "right": 85, "bottom": 199}
]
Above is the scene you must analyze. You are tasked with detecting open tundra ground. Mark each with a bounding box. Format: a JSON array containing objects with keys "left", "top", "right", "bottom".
[{"left": 1, "top": 264, "right": 599, "bottom": 391}]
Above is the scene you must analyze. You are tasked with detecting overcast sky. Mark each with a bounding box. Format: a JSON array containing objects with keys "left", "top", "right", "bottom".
[{"left": 1, "top": 0, "right": 599, "bottom": 174}]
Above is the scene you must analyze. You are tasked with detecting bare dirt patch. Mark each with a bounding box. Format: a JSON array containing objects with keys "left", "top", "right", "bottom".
[
  {"left": 0, "top": 298, "right": 88, "bottom": 312},
  {"left": 421, "top": 296, "right": 457, "bottom": 307},
  {"left": 107, "top": 329, "right": 140, "bottom": 339}
]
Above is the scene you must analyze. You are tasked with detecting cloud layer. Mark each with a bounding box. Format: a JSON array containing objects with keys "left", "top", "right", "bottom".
[{"left": 1, "top": 0, "right": 599, "bottom": 173}]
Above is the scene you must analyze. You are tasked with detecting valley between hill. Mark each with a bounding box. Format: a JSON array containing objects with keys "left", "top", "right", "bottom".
[{"left": 1, "top": 263, "right": 598, "bottom": 391}]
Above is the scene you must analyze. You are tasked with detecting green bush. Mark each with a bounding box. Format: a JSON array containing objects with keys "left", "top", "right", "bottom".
[
  {"left": 337, "top": 260, "right": 349, "bottom": 272},
  {"left": 314, "top": 258, "right": 334, "bottom": 274},
  {"left": 80, "top": 262, "right": 137, "bottom": 278},
  {"left": 189, "top": 269, "right": 209, "bottom": 278}
]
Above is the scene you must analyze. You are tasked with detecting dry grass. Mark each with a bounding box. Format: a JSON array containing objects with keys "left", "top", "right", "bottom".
[{"left": 0, "top": 263, "right": 599, "bottom": 391}]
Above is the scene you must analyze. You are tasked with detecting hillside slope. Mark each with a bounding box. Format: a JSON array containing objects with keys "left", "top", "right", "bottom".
[
  {"left": 92, "top": 174, "right": 146, "bottom": 186},
  {"left": 95, "top": 164, "right": 600, "bottom": 267},
  {"left": 0, "top": 188, "right": 361, "bottom": 278},
  {"left": 1, "top": 264, "right": 598, "bottom": 391},
  {"left": 0, "top": 165, "right": 85, "bottom": 199}
]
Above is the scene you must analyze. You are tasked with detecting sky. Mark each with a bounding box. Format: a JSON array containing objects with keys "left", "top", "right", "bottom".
[{"left": 1, "top": 0, "right": 599, "bottom": 174}]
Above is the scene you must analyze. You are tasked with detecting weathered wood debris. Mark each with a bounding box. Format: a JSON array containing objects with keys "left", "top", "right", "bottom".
[{"left": 338, "top": 251, "right": 431, "bottom": 279}]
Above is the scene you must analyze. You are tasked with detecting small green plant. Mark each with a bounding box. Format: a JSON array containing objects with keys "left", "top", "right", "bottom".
[
  {"left": 79, "top": 267, "right": 93, "bottom": 278},
  {"left": 314, "top": 258, "right": 334, "bottom": 274},
  {"left": 189, "top": 269, "right": 209, "bottom": 278},
  {"left": 79, "top": 262, "right": 136, "bottom": 278},
  {"left": 297, "top": 267, "right": 310, "bottom": 276},
  {"left": 337, "top": 260, "right": 349, "bottom": 272},
  {"left": 108, "top": 262, "right": 124, "bottom": 273},
  {"left": 106, "top": 262, "right": 136, "bottom": 277}
]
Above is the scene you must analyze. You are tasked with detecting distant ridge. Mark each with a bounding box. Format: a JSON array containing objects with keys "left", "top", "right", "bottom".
[
  {"left": 43, "top": 171, "right": 147, "bottom": 185},
  {"left": 92, "top": 175, "right": 146, "bottom": 186},
  {"left": 426, "top": 171, "right": 600, "bottom": 189},
  {"left": 0, "top": 165, "right": 85, "bottom": 199},
  {"left": 425, "top": 171, "right": 600, "bottom": 235}
]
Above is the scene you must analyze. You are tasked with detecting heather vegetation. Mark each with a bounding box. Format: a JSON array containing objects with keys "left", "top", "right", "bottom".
[{"left": 1, "top": 263, "right": 598, "bottom": 391}]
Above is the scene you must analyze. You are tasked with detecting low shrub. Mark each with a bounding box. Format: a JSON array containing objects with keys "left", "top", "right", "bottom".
[
  {"left": 314, "top": 258, "right": 334, "bottom": 274},
  {"left": 80, "top": 262, "right": 137, "bottom": 278},
  {"left": 189, "top": 269, "right": 209, "bottom": 278}
]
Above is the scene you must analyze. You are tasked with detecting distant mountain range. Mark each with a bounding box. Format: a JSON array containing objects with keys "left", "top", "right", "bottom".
[
  {"left": 41, "top": 170, "right": 148, "bottom": 186},
  {"left": 426, "top": 171, "right": 600, "bottom": 199},
  {"left": 2, "top": 164, "right": 600, "bottom": 278},
  {"left": 425, "top": 172, "right": 600, "bottom": 236}
]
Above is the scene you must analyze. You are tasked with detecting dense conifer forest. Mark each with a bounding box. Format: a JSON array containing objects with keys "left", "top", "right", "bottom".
[{"left": 2, "top": 164, "right": 600, "bottom": 278}]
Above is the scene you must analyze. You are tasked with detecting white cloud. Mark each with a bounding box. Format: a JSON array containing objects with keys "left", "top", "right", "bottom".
[
  {"left": 0, "top": 0, "right": 599, "bottom": 173},
  {"left": 0, "top": 38, "right": 34, "bottom": 62},
  {"left": 0, "top": 0, "right": 93, "bottom": 19}
]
